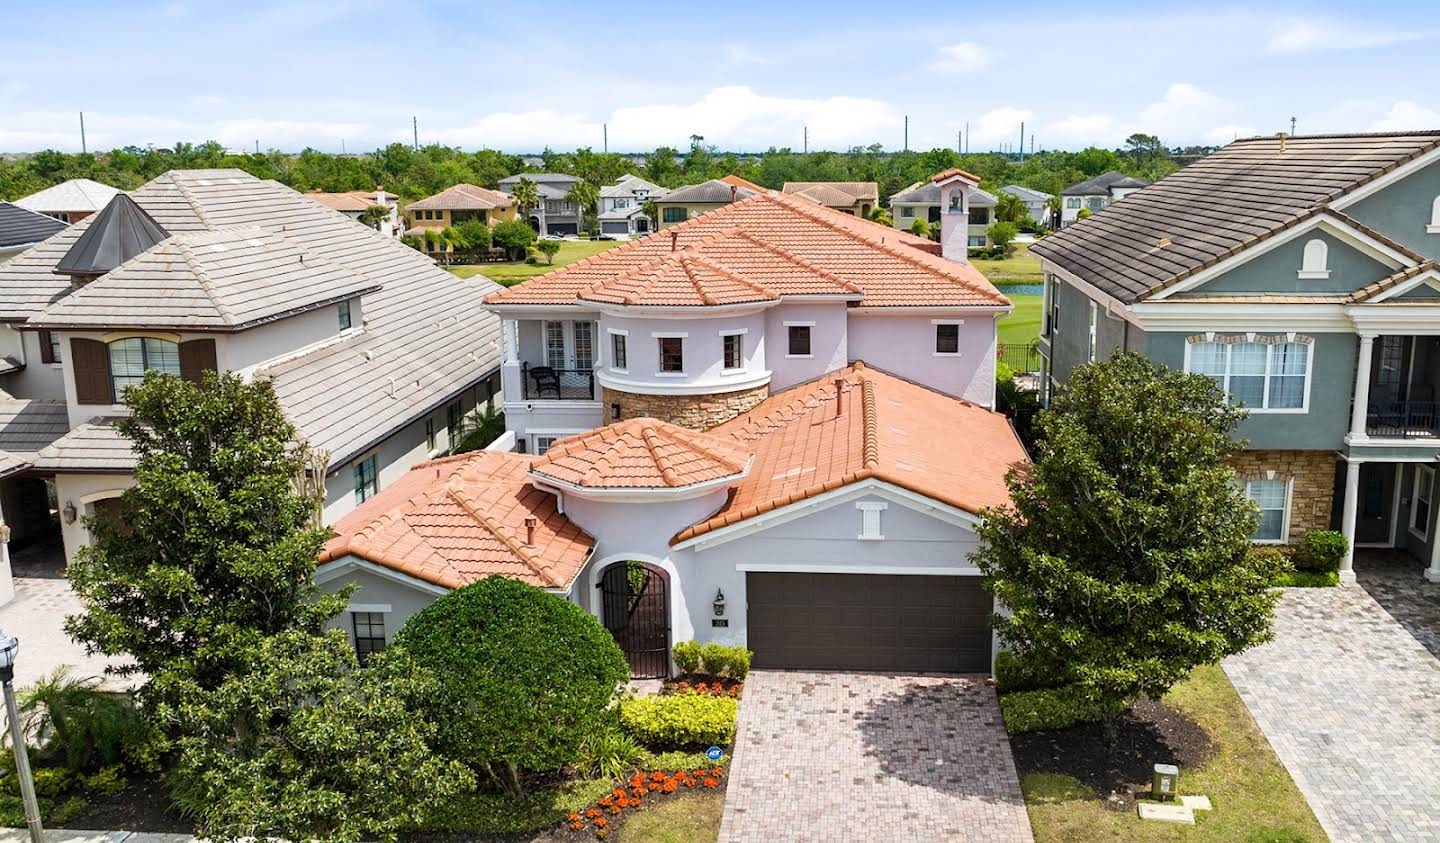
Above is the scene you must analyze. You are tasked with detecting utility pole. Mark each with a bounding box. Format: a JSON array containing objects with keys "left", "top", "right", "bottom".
[
  {"left": 79, "top": 112, "right": 86, "bottom": 154},
  {"left": 341, "top": 138, "right": 346, "bottom": 155},
  {"left": 803, "top": 125, "right": 808, "bottom": 154},
  {"left": 1019, "top": 122, "right": 1025, "bottom": 163},
  {"left": 412, "top": 116, "right": 419, "bottom": 150},
  {"left": 964, "top": 121, "right": 969, "bottom": 154},
  {"left": 1290, "top": 115, "right": 1297, "bottom": 135},
  {"left": 254, "top": 139, "right": 259, "bottom": 154},
  {"left": 957, "top": 130, "right": 962, "bottom": 155},
  {"left": 603, "top": 123, "right": 608, "bottom": 154},
  {"left": 903, "top": 115, "right": 909, "bottom": 152}
]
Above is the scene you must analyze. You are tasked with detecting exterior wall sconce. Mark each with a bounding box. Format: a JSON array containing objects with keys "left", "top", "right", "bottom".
[
  {"left": 712, "top": 589, "right": 726, "bottom": 617},
  {"left": 62, "top": 501, "right": 77, "bottom": 524}
]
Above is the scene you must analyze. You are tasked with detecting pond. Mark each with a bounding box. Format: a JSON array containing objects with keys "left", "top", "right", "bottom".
[{"left": 996, "top": 283, "right": 1043, "bottom": 296}]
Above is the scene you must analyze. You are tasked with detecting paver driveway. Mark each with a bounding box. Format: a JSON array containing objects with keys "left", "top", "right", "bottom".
[
  {"left": 718, "top": 671, "right": 1033, "bottom": 843},
  {"left": 1224, "top": 570, "right": 1440, "bottom": 843}
]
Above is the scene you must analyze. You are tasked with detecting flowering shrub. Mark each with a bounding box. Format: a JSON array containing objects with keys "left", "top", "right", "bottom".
[
  {"left": 668, "top": 680, "right": 742, "bottom": 698},
  {"left": 568, "top": 765, "right": 728, "bottom": 838}
]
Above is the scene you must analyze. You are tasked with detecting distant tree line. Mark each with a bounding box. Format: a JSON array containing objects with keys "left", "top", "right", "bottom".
[{"left": 0, "top": 133, "right": 1202, "bottom": 208}]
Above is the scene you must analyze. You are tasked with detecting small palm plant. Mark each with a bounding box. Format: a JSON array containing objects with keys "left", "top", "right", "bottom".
[
  {"left": 17, "top": 666, "right": 145, "bottom": 771},
  {"left": 357, "top": 204, "right": 390, "bottom": 230}
]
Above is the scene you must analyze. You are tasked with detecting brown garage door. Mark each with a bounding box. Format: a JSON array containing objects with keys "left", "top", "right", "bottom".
[{"left": 746, "top": 572, "right": 991, "bottom": 672}]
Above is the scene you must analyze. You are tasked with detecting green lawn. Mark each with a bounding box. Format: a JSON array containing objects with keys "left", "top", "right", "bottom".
[
  {"left": 614, "top": 789, "right": 725, "bottom": 843},
  {"left": 1019, "top": 665, "right": 1325, "bottom": 842},
  {"left": 450, "top": 240, "right": 624, "bottom": 286},
  {"left": 973, "top": 242, "right": 1044, "bottom": 285},
  {"left": 999, "top": 294, "right": 1042, "bottom": 347}
]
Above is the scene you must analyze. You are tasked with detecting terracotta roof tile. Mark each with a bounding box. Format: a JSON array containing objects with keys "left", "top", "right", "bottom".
[
  {"left": 406, "top": 184, "right": 515, "bottom": 212},
  {"left": 321, "top": 450, "right": 593, "bottom": 589},
  {"left": 530, "top": 417, "right": 752, "bottom": 489},
  {"left": 485, "top": 190, "right": 1006, "bottom": 309},
  {"left": 931, "top": 168, "right": 981, "bottom": 184},
  {"left": 782, "top": 182, "right": 880, "bottom": 204},
  {"left": 305, "top": 190, "right": 397, "bottom": 212},
  {"left": 671, "top": 362, "right": 1027, "bottom": 544}
]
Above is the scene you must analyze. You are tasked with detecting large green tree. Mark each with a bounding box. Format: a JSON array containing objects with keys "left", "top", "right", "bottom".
[
  {"left": 65, "top": 371, "right": 347, "bottom": 700},
  {"left": 974, "top": 352, "right": 1283, "bottom": 714}
]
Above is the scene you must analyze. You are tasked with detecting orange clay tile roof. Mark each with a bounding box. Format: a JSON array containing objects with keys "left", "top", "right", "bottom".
[
  {"left": 320, "top": 450, "right": 593, "bottom": 589},
  {"left": 406, "top": 183, "right": 515, "bottom": 211},
  {"left": 721, "top": 174, "right": 766, "bottom": 192},
  {"left": 306, "top": 189, "right": 398, "bottom": 212},
  {"left": 931, "top": 168, "right": 981, "bottom": 183},
  {"left": 484, "top": 190, "right": 1006, "bottom": 310},
  {"left": 671, "top": 361, "right": 1028, "bottom": 545},
  {"left": 530, "top": 417, "right": 752, "bottom": 490}
]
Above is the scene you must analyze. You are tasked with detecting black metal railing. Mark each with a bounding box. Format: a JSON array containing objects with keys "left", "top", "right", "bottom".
[
  {"left": 1366, "top": 399, "right": 1440, "bottom": 439},
  {"left": 521, "top": 363, "right": 595, "bottom": 401},
  {"left": 997, "top": 340, "right": 1041, "bottom": 374}
]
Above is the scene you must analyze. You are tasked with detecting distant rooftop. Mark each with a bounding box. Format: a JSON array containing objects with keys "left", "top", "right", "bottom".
[{"left": 14, "top": 178, "right": 123, "bottom": 214}]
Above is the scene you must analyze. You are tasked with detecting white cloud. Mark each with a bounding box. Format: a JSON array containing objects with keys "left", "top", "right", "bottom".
[
  {"left": 1266, "top": 18, "right": 1419, "bottom": 53},
  {"left": 1045, "top": 114, "right": 1116, "bottom": 146},
  {"left": 1203, "top": 124, "right": 1257, "bottom": 144},
  {"left": 1139, "top": 83, "right": 1225, "bottom": 129},
  {"left": 966, "top": 106, "right": 1032, "bottom": 148},
  {"left": 722, "top": 44, "right": 769, "bottom": 66},
  {"left": 928, "top": 42, "right": 989, "bottom": 74},
  {"left": 1370, "top": 100, "right": 1440, "bottom": 132}
]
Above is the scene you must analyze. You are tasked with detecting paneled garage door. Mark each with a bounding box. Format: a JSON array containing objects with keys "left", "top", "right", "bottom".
[{"left": 746, "top": 572, "right": 991, "bottom": 672}]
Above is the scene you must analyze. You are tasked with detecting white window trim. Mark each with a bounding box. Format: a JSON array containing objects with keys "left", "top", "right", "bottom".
[
  {"left": 719, "top": 328, "right": 748, "bottom": 375},
  {"left": 1429, "top": 196, "right": 1440, "bottom": 233},
  {"left": 784, "top": 321, "right": 815, "bottom": 359},
  {"left": 650, "top": 331, "right": 689, "bottom": 338},
  {"left": 1298, "top": 238, "right": 1331, "bottom": 279},
  {"left": 654, "top": 334, "right": 685, "bottom": 376},
  {"left": 607, "top": 329, "right": 629, "bottom": 375},
  {"left": 1087, "top": 300, "right": 1098, "bottom": 362},
  {"left": 1244, "top": 476, "right": 1293, "bottom": 545},
  {"left": 1411, "top": 465, "right": 1435, "bottom": 541},
  {"left": 856, "top": 501, "right": 887, "bottom": 540},
  {"left": 1182, "top": 334, "right": 1315, "bottom": 414},
  {"left": 932, "top": 319, "right": 964, "bottom": 357}
]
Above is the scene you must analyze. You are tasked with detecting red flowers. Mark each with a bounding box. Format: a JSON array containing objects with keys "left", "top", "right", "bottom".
[
  {"left": 571, "top": 764, "right": 728, "bottom": 838},
  {"left": 665, "top": 677, "right": 744, "bottom": 698},
  {"left": 701, "top": 777, "right": 719, "bottom": 789}
]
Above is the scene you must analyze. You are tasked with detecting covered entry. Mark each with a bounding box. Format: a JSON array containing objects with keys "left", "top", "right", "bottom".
[
  {"left": 599, "top": 561, "right": 671, "bottom": 678},
  {"left": 745, "top": 572, "right": 991, "bottom": 672}
]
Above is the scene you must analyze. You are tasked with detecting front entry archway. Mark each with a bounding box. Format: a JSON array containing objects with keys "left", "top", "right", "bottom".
[{"left": 598, "top": 560, "right": 671, "bottom": 678}]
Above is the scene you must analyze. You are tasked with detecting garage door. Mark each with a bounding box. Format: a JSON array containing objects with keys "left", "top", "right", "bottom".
[
  {"left": 746, "top": 572, "right": 991, "bottom": 672},
  {"left": 600, "top": 221, "right": 630, "bottom": 235},
  {"left": 547, "top": 222, "right": 579, "bottom": 236}
]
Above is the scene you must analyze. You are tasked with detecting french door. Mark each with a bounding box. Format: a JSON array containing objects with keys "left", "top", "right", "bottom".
[{"left": 542, "top": 320, "right": 596, "bottom": 369}]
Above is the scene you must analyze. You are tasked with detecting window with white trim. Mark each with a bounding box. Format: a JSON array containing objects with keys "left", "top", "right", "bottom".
[
  {"left": 351, "top": 612, "right": 386, "bottom": 665},
  {"left": 1065, "top": 197, "right": 1081, "bottom": 209},
  {"left": 610, "top": 332, "right": 627, "bottom": 370},
  {"left": 1413, "top": 466, "right": 1434, "bottom": 539},
  {"left": 900, "top": 206, "right": 915, "bottom": 218},
  {"left": 658, "top": 337, "right": 683, "bottom": 372},
  {"left": 353, "top": 455, "right": 378, "bottom": 503},
  {"left": 573, "top": 321, "right": 594, "bottom": 369},
  {"left": 1244, "top": 479, "right": 1288, "bottom": 543},
  {"left": 1187, "top": 339, "right": 1310, "bottom": 410},
  {"left": 1299, "top": 238, "right": 1330, "bottom": 279},
  {"left": 108, "top": 337, "right": 180, "bottom": 396},
  {"left": 787, "top": 325, "right": 812, "bottom": 357},
  {"left": 543, "top": 321, "right": 565, "bottom": 366},
  {"left": 533, "top": 435, "right": 560, "bottom": 455},
  {"left": 1430, "top": 196, "right": 1440, "bottom": 232},
  {"left": 722, "top": 333, "right": 743, "bottom": 370},
  {"left": 934, "top": 323, "right": 960, "bottom": 355},
  {"left": 1087, "top": 301, "right": 1098, "bottom": 362}
]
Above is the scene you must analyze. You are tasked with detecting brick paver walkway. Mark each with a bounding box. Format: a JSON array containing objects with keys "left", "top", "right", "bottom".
[
  {"left": 1224, "top": 580, "right": 1440, "bottom": 842},
  {"left": 718, "top": 671, "right": 1033, "bottom": 843},
  {"left": 2, "top": 574, "right": 133, "bottom": 691}
]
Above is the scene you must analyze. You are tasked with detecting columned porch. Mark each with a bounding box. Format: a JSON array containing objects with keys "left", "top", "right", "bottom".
[{"left": 498, "top": 315, "right": 603, "bottom": 454}]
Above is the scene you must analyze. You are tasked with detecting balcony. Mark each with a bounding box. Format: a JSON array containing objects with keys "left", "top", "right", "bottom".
[
  {"left": 1366, "top": 399, "right": 1440, "bottom": 439},
  {"left": 520, "top": 363, "right": 596, "bottom": 401}
]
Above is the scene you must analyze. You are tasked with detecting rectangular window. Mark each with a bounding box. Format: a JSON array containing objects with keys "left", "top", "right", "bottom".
[
  {"left": 544, "top": 321, "right": 565, "bottom": 366},
  {"left": 109, "top": 337, "right": 180, "bottom": 397},
  {"left": 723, "top": 333, "right": 743, "bottom": 370},
  {"left": 1087, "top": 301, "right": 1098, "bottom": 362},
  {"left": 1245, "top": 479, "right": 1288, "bottom": 543},
  {"left": 1087, "top": 197, "right": 1105, "bottom": 211},
  {"left": 662, "top": 207, "right": 688, "bottom": 223},
  {"left": 1413, "top": 466, "right": 1434, "bottom": 539},
  {"left": 787, "top": 325, "right": 812, "bottom": 357},
  {"left": 573, "top": 321, "right": 594, "bottom": 370},
  {"left": 534, "top": 435, "right": 559, "bottom": 455},
  {"left": 968, "top": 235, "right": 986, "bottom": 247},
  {"left": 611, "top": 332, "right": 627, "bottom": 370},
  {"left": 353, "top": 455, "right": 378, "bottom": 503},
  {"left": 968, "top": 208, "right": 989, "bottom": 225},
  {"left": 447, "top": 401, "right": 463, "bottom": 437},
  {"left": 1187, "top": 339, "right": 1310, "bottom": 410},
  {"left": 351, "top": 612, "right": 386, "bottom": 665},
  {"left": 426, "top": 418, "right": 436, "bottom": 451},
  {"left": 338, "top": 299, "right": 352, "bottom": 330},
  {"left": 658, "top": 337, "right": 684, "bottom": 372},
  {"left": 1049, "top": 276, "right": 1060, "bottom": 335},
  {"left": 935, "top": 323, "right": 960, "bottom": 355},
  {"left": 39, "top": 330, "right": 61, "bottom": 364},
  {"left": 900, "top": 206, "right": 915, "bottom": 218}
]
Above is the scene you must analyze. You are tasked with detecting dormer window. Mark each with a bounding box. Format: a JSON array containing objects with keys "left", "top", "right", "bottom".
[
  {"left": 1299, "top": 238, "right": 1330, "bottom": 279},
  {"left": 1429, "top": 196, "right": 1440, "bottom": 234}
]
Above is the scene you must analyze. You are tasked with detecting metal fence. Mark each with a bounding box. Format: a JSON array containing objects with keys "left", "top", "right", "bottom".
[
  {"left": 997, "top": 340, "right": 1041, "bottom": 374},
  {"left": 1366, "top": 399, "right": 1440, "bottom": 439}
]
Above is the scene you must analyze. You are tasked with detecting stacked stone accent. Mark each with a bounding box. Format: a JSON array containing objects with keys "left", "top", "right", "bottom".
[
  {"left": 1229, "top": 449, "right": 1337, "bottom": 544},
  {"left": 602, "top": 384, "right": 769, "bottom": 431}
]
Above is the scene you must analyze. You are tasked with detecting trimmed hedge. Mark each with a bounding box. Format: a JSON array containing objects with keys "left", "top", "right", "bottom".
[
  {"left": 1293, "top": 529, "right": 1346, "bottom": 573},
  {"left": 620, "top": 693, "right": 738, "bottom": 749},
  {"left": 670, "top": 641, "right": 751, "bottom": 679},
  {"left": 1276, "top": 569, "right": 1340, "bottom": 588},
  {"left": 671, "top": 641, "right": 702, "bottom": 675},
  {"left": 999, "top": 684, "right": 1109, "bottom": 734}
]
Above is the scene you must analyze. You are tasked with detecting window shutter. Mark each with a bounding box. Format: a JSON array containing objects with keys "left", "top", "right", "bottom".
[
  {"left": 38, "top": 331, "right": 55, "bottom": 364},
  {"left": 179, "top": 339, "right": 217, "bottom": 384},
  {"left": 71, "top": 338, "right": 113, "bottom": 404}
]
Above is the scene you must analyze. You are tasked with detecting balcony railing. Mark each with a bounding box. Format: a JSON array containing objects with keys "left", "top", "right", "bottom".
[
  {"left": 521, "top": 363, "right": 595, "bottom": 401},
  {"left": 1366, "top": 399, "right": 1440, "bottom": 439}
]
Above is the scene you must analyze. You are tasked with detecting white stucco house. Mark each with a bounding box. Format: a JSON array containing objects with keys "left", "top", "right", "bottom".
[
  {"left": 890, "top": 172, "right": 999, "bottom": 247},
  {"left": 317, "top": 177, "right": 1029, "bottom": 677},
  {"left": 598, "top": 174, "right": 667, "bottom": 239},
  {"left": 1058, "top": 171, "right": 1150, "bottom": 227}
]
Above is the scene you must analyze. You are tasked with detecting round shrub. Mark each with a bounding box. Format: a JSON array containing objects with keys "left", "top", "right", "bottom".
[{"left": 393, "top": 576, "right": 629, "bottom": 776}]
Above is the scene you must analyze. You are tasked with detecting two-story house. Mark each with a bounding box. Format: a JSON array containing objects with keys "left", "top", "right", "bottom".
[
  {"left": 0, "top": 170, "right": 503, "bottom": 580},
  {"left": 1057, "top": 171, "right": 1149, "bottom": 227},
  {"left": 314, "top": 178, "right": 1029, "bottom": 678},
  {"left": 652, "top": 177, "right": 760, "bottom": 229},
  {"left": 1031, "top": 130, "right": 1440, "bottom": 585},
  {"left": 305, "top": 187, "right": 402, "bottom": 237},
  {"left": 403, "top": 184, "right": 517, "bottom": 255},
  {"left": 598, "top": 174, "right": 667, "bottom": 239},
  {"left": 781, "top": 182, "right": 879, "bottom": 217},
  {"left": 890, "top": 177, "right": 1000, "bottom": 247},
  {"left": 498, "top": 173, "right": 583, "bottom": 237},
  {"left": 999, "top": 185, "right": 1054, "bottom": 229}
]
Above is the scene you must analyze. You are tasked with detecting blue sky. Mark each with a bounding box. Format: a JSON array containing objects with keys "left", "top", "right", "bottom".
[{"left": 2, "top": 1, "right": 1437, "bottom": 154}]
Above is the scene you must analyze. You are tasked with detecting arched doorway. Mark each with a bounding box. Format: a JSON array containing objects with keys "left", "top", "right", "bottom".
[{"left": 598, "top": 560, "right": 671, "bottom": 678}]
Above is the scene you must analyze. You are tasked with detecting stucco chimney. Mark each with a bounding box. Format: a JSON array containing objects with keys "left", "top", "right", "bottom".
[
  {"left": 524, "top": 516, "right": 537, "bottom": 545},
  {"left": 375, "top": 184, "right": 393, "bottom": 237}
]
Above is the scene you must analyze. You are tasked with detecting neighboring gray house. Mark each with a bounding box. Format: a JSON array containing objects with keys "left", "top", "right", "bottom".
[
  {"left": 890, "top": 178, "right": 999, "bottom": 246},
  {"left": 498, "top": 173, "right": 584, "bottom": 236},
  {"left": 598, "top": 174, "right": 667, "bottom": 238},
  {"left": 1057, "top": 171, "right": 1149, "bottom": 227},
  {"left": 1000, "top": 184, "right": 1054, "bottom": 229},
  {"left": 0, "top": 202, "right": 66, "bottom": 262},
  {"left": 1030, "top": 130, "right": 1440, "bottom": 585},
  {"left": 0, "top": 169, "right": 504, "bottom": 587}
]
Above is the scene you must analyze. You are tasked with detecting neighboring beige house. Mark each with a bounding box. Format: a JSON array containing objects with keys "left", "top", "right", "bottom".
[
  {"left": 653, "top": 177, "right": 759, "bottom": 229},
  {"left": 305, "top": 187, "right": 401, "bottom": 237},
  {"left": 14, "top": 178, "right": 123, "bottom": 223},
  {"left": 404, "top": 184, "right": 518, "bottom": 257},
  {"left": 782, "top": 182, "right": 879, "bottom": 217},
  {"left": 890, "top": 176, "right": 999, "bottom": 247}
]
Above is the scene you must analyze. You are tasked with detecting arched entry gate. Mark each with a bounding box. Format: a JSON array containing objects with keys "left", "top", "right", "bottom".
[{"left": 598, "top": 561, "right": 671, "bottom": 678}]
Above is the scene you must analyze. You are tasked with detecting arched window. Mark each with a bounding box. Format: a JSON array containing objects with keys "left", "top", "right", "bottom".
[
  {"left": 108, "top": 337, "right": 179, "bottom": 395},
  {"left": 1299, "top": 238, "right": 1329, "bottom": 279},
  {"left": 1429, "top": 195, "right": 1440, "bottom": 232}
]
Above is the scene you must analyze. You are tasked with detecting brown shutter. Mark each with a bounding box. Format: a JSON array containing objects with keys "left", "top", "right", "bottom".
[
  {"left": 179, "top": 339, "right": 217, "bottom": 384},
  {"left": 38, "top": 331, "right": 55, "bottom": 364},
  {"left": 71, "top": 338, "right": 113, "bottom": 404}
]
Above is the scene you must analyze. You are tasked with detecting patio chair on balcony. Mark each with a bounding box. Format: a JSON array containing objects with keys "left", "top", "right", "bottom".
[{"left": 528, "top": 366, "right": 561, "bottom": 399}]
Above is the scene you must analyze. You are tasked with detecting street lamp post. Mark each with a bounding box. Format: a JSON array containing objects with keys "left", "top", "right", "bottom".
[{"left": 0, "top": 631, "right": 43, "bottom": 843}]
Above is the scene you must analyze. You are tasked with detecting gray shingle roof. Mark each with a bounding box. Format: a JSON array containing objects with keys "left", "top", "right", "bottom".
[
  {"left": 1, "top": 169, "right": 504, "bottom": 471},
  {"left": 53, "top": 194, "right": 169, "bottom": 277},
  {"left": 32, "top": 227, "right": 381, "bottom": 331},
  {"left": 1030, "top": 132, "right": 1440, "bottom": 303},
  {"left": 890, "top": 183, "right": 997, "bottom": 206},
  {"left": 600, "top": 175, "right": 666, "bottom": 199},
  {"left": 1060, "top": 171, "right": 1149, "bottom": 196},
  {"left": 658, "top": 179, "right": 756, "bottom": 204},
  {"left": 0, "top": 202, "right": 66, "bottom": 250},
  {"left": 32, "top": 418, "right": 135, "bottom": 473},
  {"left": 1000, "top": 185, "right": 1052, "bottom": 202},
  {"left": 0, "top": 399, "right": 75, "bottom": 477}
]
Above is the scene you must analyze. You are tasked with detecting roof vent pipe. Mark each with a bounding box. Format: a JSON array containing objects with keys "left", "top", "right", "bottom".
[
  {"left": 670, "top": 231, "right": 678, "bottom": 251},
  {"left": 730, "top": 184, "right": 738, "bottom": 202},
  {"left": 1277, "top": 131, "right": 1288, "bottom": 152},
  {"left": 835, "top": 377, "right": 846, "bottom": 417},
  {"left": 524, "top": 516, "right": 537, "bottom": 545}
]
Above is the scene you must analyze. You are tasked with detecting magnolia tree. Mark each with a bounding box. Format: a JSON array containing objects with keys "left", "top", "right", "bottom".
[{"left": 975, "top": 352, "right": 1284, "bottom": 713}]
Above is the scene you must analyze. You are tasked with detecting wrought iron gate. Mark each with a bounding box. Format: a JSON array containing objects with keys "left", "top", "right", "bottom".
[{"left": 599, "top": 561, "right": 671, "bottom": 678}]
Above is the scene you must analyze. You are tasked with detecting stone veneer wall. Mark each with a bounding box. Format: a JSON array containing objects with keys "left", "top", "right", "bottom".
[
  {"left": 1229, "top": 449, "right": 1337, "bottom": 544},
  {"left": 602, "top": 383, "right": 769, "bottom": 431}
]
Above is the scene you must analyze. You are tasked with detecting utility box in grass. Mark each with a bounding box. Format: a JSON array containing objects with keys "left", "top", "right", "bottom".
[{"left": 1152, "top": 764, "right": 1179, "bottom": 800}]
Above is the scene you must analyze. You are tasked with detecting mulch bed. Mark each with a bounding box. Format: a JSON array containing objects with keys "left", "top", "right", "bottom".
[
  {"left": 1009, "top": 698, "right": 1217, "bottom": 811},
  {"left": 52, "top": 776, "right": 194, "bottom": 833}
]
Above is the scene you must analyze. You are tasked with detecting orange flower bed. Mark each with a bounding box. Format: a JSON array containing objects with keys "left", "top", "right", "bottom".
[
  {"left": 569, "top": 763, "right": 729, "bottom": 839},
  {"left": 667, "top": 678, "right": 744, "bottom": 698}
]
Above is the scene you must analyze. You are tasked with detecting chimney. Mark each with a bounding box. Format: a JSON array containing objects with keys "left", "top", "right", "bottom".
[
  {"left": 670, "top": 231, "right": 678, "bottom": 251},
  {"left": 730, "top": 184, "right": 738, "bottom": 202},
  {"left": 834, "top": 377, "right": 846, "bottom": 417},
  {"left": 376, "top": 185, "right": 393, "bottom": 237},
  {"left": 524, "top": 516, "right": 537, "bottom": 546}
]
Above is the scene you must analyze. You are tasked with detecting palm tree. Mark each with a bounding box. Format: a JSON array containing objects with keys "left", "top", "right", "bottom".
[
  {"left": 511, "top": 177, "right": 540, "bottom": 230},
  {"left": 995, "top": 191, "right": 1026, "bottom": 224},
  {"left": 565, "top": 181, "right": 600, "bottom": 237},
  {"left": 357, "top": 204, "right": 391, "bottom": 231}
]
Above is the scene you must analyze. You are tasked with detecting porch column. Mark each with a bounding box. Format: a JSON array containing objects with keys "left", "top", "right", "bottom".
[
  {"left": 1349, "top": 333, "right": 1376, "bottom": 439},
  {"left": 1429, "top": 515, "right": 1440, "bottom": 583},
  {"left": 502, "top": 318, "right": 519, "bottom": 363},
  {"left": 1339, "top": 458, "right": 1361, "bottom": 584}
]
